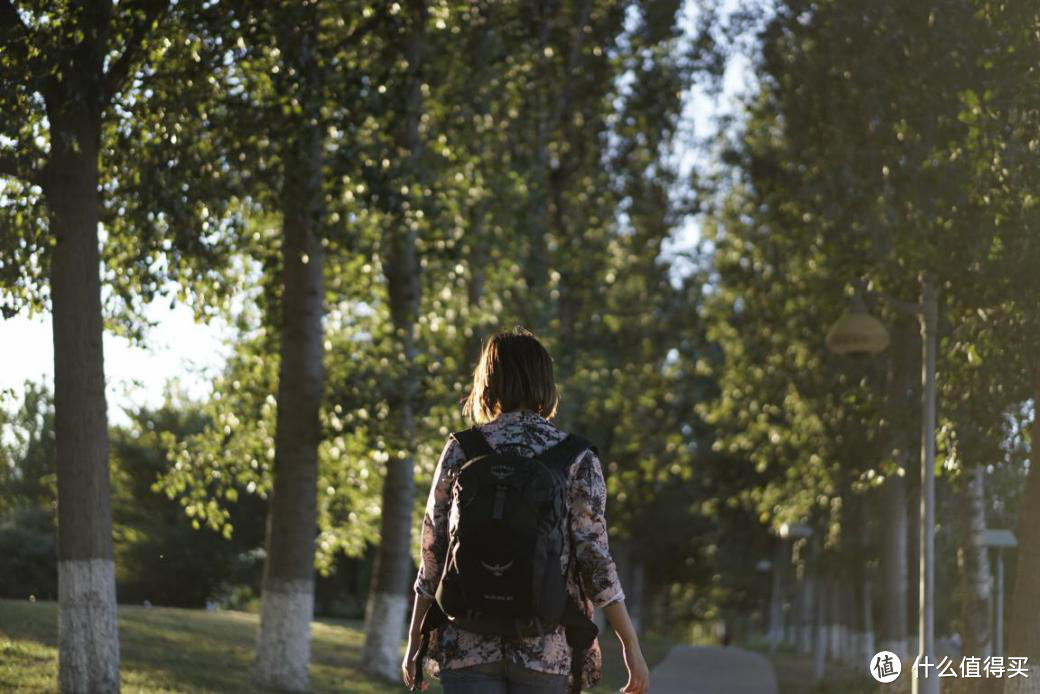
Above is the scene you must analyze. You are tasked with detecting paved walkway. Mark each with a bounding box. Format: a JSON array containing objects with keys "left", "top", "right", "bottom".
[{"left": 650, "top": 645, "right": 779, "bottom": 694}]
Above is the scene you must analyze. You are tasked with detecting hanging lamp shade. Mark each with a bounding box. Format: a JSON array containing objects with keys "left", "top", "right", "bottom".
[{"left": 825, "top": 298, "right": 890, "bottom": 356}]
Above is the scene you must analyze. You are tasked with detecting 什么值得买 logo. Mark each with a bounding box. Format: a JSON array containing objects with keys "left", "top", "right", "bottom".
[{"left": 871, "top": 651, "right": 902, "bottom": 683}]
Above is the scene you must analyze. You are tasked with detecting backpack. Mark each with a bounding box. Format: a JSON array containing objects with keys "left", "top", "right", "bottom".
[{"left": 414, "top": 426, "right": 600, "bottom": 694}]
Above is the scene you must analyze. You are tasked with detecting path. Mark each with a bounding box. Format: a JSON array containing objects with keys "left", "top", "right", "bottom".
[{"left": 649, "top": 645, "right": 779, "bottom": 694}]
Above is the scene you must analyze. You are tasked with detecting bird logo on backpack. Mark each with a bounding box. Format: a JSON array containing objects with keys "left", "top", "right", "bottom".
[{"left": 480, "top": 560, "right": 515, "bottom": 577}]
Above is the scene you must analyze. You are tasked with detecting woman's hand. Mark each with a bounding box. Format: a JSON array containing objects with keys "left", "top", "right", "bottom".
[
  {"left": 400, "top": 648, "right": 415, "bottom": 689},
  {"left": 601, "top": 600, "right": 650, "bottom": 693},
  {"left": 620, "top": 644, "right": 650, "bottom": 693},
  {"left": 401, "top": 646, "right": 427, "bottom": 691},
  {"left": 402, "top": 594, "right": 434, "bottom": 691}
]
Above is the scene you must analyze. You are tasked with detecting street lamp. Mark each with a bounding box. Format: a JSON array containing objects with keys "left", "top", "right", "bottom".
[
  {"left": 826, "top": 276, "right": 939, "bottom": 694},
  {"left": 824, "top": 289, "right": 890, "bottom": 356}
]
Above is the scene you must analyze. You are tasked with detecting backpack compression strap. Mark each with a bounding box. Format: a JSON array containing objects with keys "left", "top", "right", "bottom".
[
  {"left": 412, "top": 600, "right": 447, "bottom": 690},
  {"left": 561, "top": 597, "right": 598, "bottom": 694},
  {"left": 451, "top": 427, "right": 495, "bottom": 459}
]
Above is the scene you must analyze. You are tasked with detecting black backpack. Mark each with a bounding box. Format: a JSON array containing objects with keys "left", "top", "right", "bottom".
[{"left": 414, "top": 427, "right": 599, "bottom": 694}]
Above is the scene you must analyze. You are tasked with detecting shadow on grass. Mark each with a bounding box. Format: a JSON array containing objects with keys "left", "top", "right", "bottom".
[
  {"left": 744, "top": 641, "right": 876, "bottom": 694},
  {"left": 0, "top": 598, "right": 679, "bottom": 693},
  {"left": 0, "top": 598, "right": 428, "bottom": 694}
]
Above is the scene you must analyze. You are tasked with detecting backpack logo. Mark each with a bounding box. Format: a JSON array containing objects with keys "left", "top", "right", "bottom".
[
  {"left": 490, "top": 465, "right": 514, "bottom": 480},
  {"left": 480, "top": 560, "right": 514, "bottom": 577}
]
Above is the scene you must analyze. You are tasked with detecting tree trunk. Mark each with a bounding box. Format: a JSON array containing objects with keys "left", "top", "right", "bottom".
[
  {"left": 841, "top": 581, "right": 856, "bottom": 667},
  {"left": 813, "top": 577, "right": 826, "bottom": 681},
  {"left": 862, "top": 571, "right": 875, "bottom": 664},
  {"left": 43, "top": 69, "right": 120, "bottom": 693},
  {"left": 880, "top": 469, "right": 910, "bottom": 660},
  {"left": 797, "top": 557, "right": 815, "bottom": 655},
  {"left": 859, "top": 510, "right": 876, "bottom": 665},
  {"left": 252, "top": 9, "right": 326, "bottom": 687},
  {"left": 956, "top": 464, "right": 992, "bottom": 682},
  {"left": 1003, "top": 380, "right": 1040, "bottom": 692},
  {"left": 362, "top": 0, "right": 427, "bottom": 681},
  {"left": 827, "top": 578, "right": 841, "bottom": 661},
  {"left": 767, "top": 541, "right": 785, "bottom": 649}
]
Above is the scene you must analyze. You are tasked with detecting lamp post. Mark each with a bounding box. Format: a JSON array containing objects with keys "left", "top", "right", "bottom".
[{"left": 826, "top": 276, "right": 939, "bottom": 694}]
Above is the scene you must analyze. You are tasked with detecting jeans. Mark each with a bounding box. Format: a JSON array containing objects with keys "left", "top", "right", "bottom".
[{"left": 440, "top": 660, "right": 569, "bottom": 694}]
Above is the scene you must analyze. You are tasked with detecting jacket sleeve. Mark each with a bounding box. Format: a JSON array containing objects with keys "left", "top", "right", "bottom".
[
  {"left": 567, "top": 447, "right": 625, "bottom": 609},
  {"left": 413, "top": 436, "right": 463, "bottom": 599}
]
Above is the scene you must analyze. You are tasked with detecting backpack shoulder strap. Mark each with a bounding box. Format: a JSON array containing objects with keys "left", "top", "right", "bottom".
[
  {"left": 537, "top": 433, "right": 596, "bottom": 473},
  {"left": 450, "top": 427, "right": 495, "bottom": 459}
]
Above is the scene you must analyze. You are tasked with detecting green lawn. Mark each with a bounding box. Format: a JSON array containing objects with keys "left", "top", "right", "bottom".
[
  {"left": 0, "top": 599, "right": 674, "bottom": 693},
  {"left": 748, "top": 643, "right": 877, "bottom": 694}
]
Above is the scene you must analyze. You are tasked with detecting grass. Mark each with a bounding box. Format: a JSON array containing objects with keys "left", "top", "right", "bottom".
[
  {"left": 746, "top": 642, "right": 877, "bottom": 694},
  {"left": 0, "top": 599, "right": 675, "bottom": 693}
]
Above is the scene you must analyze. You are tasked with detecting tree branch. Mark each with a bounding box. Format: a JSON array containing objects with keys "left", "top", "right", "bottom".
[{"left": 103, "top": 0, "right": 171, "bottom": 103}]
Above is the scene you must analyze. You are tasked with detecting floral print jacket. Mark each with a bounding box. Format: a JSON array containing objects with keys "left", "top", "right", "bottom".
[{"left": 413, "top": 408, "right": 625, "bottom": 689}]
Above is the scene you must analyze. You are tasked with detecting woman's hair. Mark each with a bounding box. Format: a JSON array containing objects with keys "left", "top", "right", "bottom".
[{"left": 462, "top": 327, "right": 559, "bottom": 423}]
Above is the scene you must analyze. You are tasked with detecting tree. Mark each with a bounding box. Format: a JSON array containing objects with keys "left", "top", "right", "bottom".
[
  {"left": 361, "top": 0, "right": 429, "bottom": 679},
  {"left": 1, "top": 4, "right": 169, "bottom": 689},
  {"left": 245, "top": 2, "right": 329, "bottom": 688}
]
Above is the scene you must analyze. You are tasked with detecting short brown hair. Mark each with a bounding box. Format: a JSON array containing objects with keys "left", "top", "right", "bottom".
[{"left": 462, "top": 327, "right": 559, "bottom": 423}]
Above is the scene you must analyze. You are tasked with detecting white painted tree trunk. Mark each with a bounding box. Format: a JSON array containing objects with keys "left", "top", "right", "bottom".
[
  {"left": 363, "top": 592, "right": 409, "bottom": 680},
  {"left": 253, "top": 581, "right": 314, "bottom": 691},
  {"left": 862, "top": 576, "right": 876, "bottom": 665},
  {"left": 799, "top": 574, "right": 815, "bottom": 655},
  {"left": 828, "top": 582, "right": 841, "bottom": 661},
  {"left": 813, "top": 583, "right": 826, "bottom": 681},
  {"left": 841, "top": 585, "right": 855, "bottom": 666},
  {"left": 58, "top": 560, "right": 119, "bottom": 693}
]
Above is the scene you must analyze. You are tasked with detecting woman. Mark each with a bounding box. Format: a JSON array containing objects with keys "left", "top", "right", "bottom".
[{"left": 401, "top": 327, "right": 650, "bottom": 694}]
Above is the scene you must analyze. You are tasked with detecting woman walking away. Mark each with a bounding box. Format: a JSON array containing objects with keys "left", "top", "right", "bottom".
[{"left": 401, "top": 327, "right": 650, "bottom": 694}]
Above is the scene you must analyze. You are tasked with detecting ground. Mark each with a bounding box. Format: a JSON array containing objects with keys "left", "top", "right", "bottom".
[
  {"left": 0, "top": 599, "right": 675, "bottom": 693},
  {"left": 652, "top": 644, "right": 778, "bottom": 693}
]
